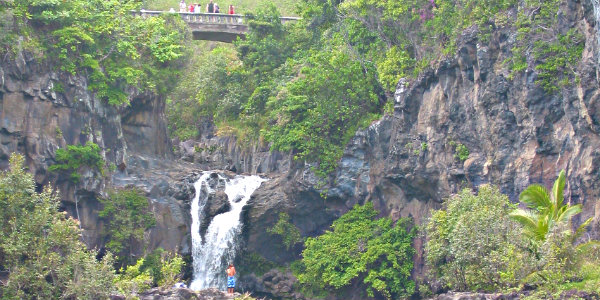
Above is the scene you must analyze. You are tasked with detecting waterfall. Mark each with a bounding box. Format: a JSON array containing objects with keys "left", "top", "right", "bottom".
[
  {"left": 594, "top": 0, "right": 600, "bottom": 65},
  {"left": 189, "top": 172, "right": 266, "bottom": 291}
]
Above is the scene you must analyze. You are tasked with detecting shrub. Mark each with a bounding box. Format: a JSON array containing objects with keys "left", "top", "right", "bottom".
[
  {"left": 49, "top": 141, "right": 105, "bottom": 182},
  {"left": 268, "top": 212, "right": 302, "bottom": 250},
  {"left": 425, "top": 185, "right": 535, "bottom": 291},
  {"left": 114, "top": 259, "right": 153, "bottom": 300},
  {"left": 140, "top": 248, "right": 185, "bottom": 288},
  {"left": 99, "top": 188, "right": 156, "bottom": 268},
  {"left": 455, "top": 143, "right": 470, "bottom": 161},
  {"left": 0, "top": 153, "right": 115, "bottom": 299},
  {"left": 298, "top": 202, "right": 416, "bottom": 299}
]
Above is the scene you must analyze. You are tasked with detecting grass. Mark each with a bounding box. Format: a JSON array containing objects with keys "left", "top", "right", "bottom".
[{"left": 144, "top": 0, "right": 299, "bottom": 16}]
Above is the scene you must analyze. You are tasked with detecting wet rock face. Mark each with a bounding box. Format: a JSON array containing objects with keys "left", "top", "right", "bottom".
[
  {"left": 202, "top": 191, "right": 230, "bottom": 227},
  {"left": 176, "top": 136, "right": 292, "bottom": 175}
]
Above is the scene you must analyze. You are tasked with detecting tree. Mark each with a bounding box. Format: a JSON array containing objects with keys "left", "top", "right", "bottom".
[
  {"left": 298, "top": 202, "right": 415, "bottom": 299},
  {"left": 510, "top": 170, "right": 593, "bottom": 242},
  {"left": 425, "top": 185, "right": 535, "bottom": 291},
  {"left": 99, "top": 188, "right": 156, "bottom": 268},
  {"left": 0, "top": 153, "right": 115, "bottom": 300}
]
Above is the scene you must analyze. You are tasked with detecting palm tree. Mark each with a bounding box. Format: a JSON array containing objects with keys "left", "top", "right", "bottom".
[{"left": 510, "top": 170, "right": 591, "bottom": 242}]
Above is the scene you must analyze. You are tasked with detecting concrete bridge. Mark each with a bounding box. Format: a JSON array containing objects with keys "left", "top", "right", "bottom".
[{"left": 132, "top": 10, "right": 300, "bottom": 43}]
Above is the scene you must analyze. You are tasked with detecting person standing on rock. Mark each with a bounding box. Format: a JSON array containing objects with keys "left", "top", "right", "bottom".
[{"left": 226, "top": 264, "right": 236, "bottom": 295}]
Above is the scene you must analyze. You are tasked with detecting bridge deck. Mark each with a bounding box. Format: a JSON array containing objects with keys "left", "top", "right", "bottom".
[{"left": 132, "top": 10, "right": 300, "bottom": 43}]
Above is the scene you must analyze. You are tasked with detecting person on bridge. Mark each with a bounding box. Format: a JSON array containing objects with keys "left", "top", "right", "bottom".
[
  {"left": 196, "top": 3, "right": 202, "bottom": 13},
  {"left": 226, "top": 264, "right": 236, "bottom": 295},
  {"left": 189, "top": 3, "right": 195, "bottom": 12},
  {"left": 215, "top": 3, "right": 220, "bottom": 13},
  {"left": 179, "top": 0, "right": 186, "bottom": 12},
  {"left": 228, "top": 5, "right": 234, "bottom": 14},
  {"left": 207, "top": 0, "right": 214, "bottom": 13}
]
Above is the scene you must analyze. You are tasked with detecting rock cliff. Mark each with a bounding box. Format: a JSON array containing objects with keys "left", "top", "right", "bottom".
[{"left": 0, "top": 52, "right": 189, "bottom": 254}]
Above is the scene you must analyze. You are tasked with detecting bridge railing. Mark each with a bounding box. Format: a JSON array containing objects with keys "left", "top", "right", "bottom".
[{"left": 131, "top": 10, "right": 300, "bottom": 25}]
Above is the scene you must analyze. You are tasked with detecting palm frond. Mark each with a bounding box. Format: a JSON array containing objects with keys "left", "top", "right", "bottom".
[
  {"left": 573, "top": 217, "right": 593, "bottom": 241},
  {"left": 556, "top": 204, "right": 582, "bottom": 224},
  {"left": 519, "top": 185, "right": 551, "bottom": 210},
  {"left": 551, "top": 169, "right": 566, "bottom": 213},
  {"left": 510, "top": 209, "right": 546, "bottom": 240}
]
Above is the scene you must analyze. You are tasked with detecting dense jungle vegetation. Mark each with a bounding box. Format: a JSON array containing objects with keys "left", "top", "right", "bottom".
[{"left": 164, "top": 0, "right": 583, "bottom": 178}]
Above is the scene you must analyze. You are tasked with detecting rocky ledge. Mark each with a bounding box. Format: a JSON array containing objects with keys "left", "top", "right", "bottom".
[
  {"left": 110, "top": 288, "right": 239, "bottom": 300},
  {"left": 430, "top": 291, "right": 600, "bottom": 300}
]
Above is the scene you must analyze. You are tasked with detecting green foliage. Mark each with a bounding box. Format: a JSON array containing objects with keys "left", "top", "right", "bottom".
[
  {"left": 376, "top": 46, "right": 414, "bottom": 93},
  {"left": 425, "top": 185, "right": 534, "bottom": 291},
  {"left": 532, "top": 29, "right": 584, "bottom": 93},
  {"left": 145, "top": 0, "right": 298, "bottom": 16},
  {"left": 298, "top": 202, "right": 415, "bottom": 299},
  {"left": 1, "top": 0, "right": 188, "bottom": 106},
  {"left": 157, "top": 252, "right": 185, "bottom": 287},
  {"left": 49, "top": 141, "right": 105, "bottom": 183},
  {"left": 510, "top": 170, "right": 592, "bottom": 243},
  {"left": 448, "top": 140, "right": 469, "bottom": 162},
  {"left": 140, "top": 248, "right": 185, "bottom": 288},
  {"left": 520, "top": 239, "right": 600, "bottom": 297},
  {"left": 0, "top": 153, "right": 115, "bottom": 300},
  {"left": 518, "top": 230, "right": 600, "bottom": 295},
  {"left": 455, "top": 143, "right": 469, "bottom": 161},
  {"left": 509, "top": 0, "right": 583, "bottom": 93},
  {"left": 426, "top": 178, "right": 600, "bottom": 294},
  {"left": 237, "top": 252, "right": 278, "bottom": 276},
  {"left": 99, "top": 188, "right": 156, "bottom": 268},
  {"left": 114, "top": 259, "right": 153, "bottom": 300},
  {"left": 263, "top": 43, "right": 382, "bottom": 178},
  {"left": 166, "top": 45, "right": 250, "bottom": 141},
  {"left": 168, "top": 5, "right": 384, "bottom": 178},
  {"left": 268, "top": 212, "right": 302, "bottom": 250}
]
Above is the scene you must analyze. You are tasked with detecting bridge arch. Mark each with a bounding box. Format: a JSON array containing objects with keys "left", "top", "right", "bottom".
[{"left": 132, "top": 10, "right": 300, "bottom": 43}]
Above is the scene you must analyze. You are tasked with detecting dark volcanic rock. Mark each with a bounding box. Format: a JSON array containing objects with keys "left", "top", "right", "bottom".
[
  {"left": 1, "top": 51, "right": 181, "bottom": 251},
  {"left": 240, "top": 269, "right": 301, "bottom": 300},
  {"left": 429, "top": 291, "right": 600, "bottom": 300},
  {"left": 137, "top": 288, "right": 235, "bottom": 300},
  {"left": 203, "top": 191, "right": 230, "bottom": 221},
  {"left": 111, "top": 156, "right": 201, "bottom": 256}
]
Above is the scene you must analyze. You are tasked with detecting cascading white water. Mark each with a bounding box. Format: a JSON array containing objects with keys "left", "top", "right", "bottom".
[{"left": 189, "top": 172, "right": 266, "bottom": 291}]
